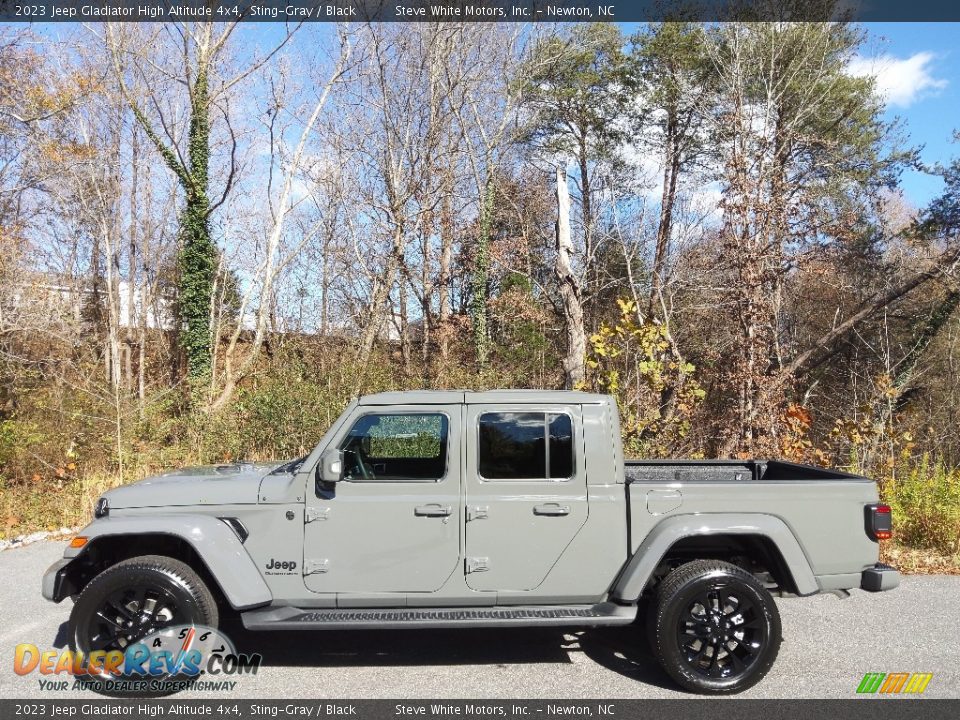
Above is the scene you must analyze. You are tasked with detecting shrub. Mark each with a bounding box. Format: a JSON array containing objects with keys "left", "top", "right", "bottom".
[
  {"left": 883, "top": 456, "right": 960, "bottom": 555},
  {"left": 584, "top": 298, "right": 705, "bottom": 458}
]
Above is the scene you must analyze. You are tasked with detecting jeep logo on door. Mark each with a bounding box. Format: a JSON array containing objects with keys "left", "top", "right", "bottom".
[{"left": 265, "top": 558, "right": 298, "bottom": 575}]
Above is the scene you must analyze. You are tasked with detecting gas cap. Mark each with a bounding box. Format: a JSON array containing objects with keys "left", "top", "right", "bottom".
[{"left": 647, "top": 489, "right": 682, "bottom": 515}]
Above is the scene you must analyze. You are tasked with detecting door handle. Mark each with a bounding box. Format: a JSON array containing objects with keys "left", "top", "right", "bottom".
[
  {"left": 533, "top": 503, "right": 570, "bottom": 516},
  {"left": 415, "top": 504, "right": 452, "bottom": 517}
]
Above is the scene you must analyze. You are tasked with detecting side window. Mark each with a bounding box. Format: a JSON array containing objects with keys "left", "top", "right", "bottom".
[
  {"left": 548, "top": 413, "right": 574, "bottom": 479},
  {"left": 478, "top": 411, "right": 575, "bottom": 481},
  {"left": 339, "top": 413, "right": 448, "bottom": 482}
]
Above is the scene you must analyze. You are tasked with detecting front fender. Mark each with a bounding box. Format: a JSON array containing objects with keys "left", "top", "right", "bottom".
[
  {"left": 611, "top": 513, "right": 819, "bottom": 600},
  {"left": 46, "top": 514, "right": 272, "bottom": 610}
]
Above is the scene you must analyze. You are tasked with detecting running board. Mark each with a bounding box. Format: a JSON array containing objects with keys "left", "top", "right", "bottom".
[{"left": 240, "top": 602, "right": 637, "bottom": 631}]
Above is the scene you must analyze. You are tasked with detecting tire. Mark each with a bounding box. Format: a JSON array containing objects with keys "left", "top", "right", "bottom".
[
  {"left": 648, "top": 559, "right": 781, "bottom": 695},
  {"left": 69, "top": 555, "right": 218, "bottom": 696}
]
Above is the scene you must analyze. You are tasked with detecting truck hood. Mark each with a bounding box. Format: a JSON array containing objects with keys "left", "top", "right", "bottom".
[{"left": 103, "top": 462, "right": 286, "bottom": 509}]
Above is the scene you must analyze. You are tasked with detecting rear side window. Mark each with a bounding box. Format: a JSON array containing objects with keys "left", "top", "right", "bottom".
[{"left": 478, "top": 412, "right": 574, "bottom": 480}]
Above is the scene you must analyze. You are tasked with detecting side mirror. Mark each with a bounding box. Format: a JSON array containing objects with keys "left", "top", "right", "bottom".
[{"left": 319, "top": 448, "right": 344, "bottom": 484}]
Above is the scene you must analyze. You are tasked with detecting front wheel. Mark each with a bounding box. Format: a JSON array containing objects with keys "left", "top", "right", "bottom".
[
  {"left": 648, "top": 559, "right": 781, "bottom": 694},
  {"left": 69, "top": 555, "right": 219, "bottom": 695}
]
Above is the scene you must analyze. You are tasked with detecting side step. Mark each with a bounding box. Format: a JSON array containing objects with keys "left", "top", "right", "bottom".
[{"left": 241, "top": 602, "right": 637, "bottom": 631}]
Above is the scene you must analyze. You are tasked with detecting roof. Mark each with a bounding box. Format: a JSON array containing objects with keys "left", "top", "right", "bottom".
[{"left": 357, "top": 389, "right": 613, "bottom": 406}]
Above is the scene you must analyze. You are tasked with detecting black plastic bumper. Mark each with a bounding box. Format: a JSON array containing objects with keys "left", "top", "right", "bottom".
[
  {"left": 41, "top": 558, "right": 76, "bottom": 603},
  {"left": 861, "top": 562, "right": 900, "bottom": 592}
]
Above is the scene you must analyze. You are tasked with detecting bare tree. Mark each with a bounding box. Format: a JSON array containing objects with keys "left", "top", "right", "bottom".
[
  {"left": 554, "top": 165, "right": 586, "bottom": 388},
  {"left": 104, "top": 21, "right": 299, "bottom": 381},
  {"left": 208, "top": 30, "right": 354, "bottom": 411},
  {"left": 345, "top": 24, "right": 463, "bottom": 371}
]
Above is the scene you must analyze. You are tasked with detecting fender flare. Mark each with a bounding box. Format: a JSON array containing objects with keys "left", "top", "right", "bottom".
[
  {"left": 62, "top": 514, "right": 272, "bottom": 610},
  {"left": 611, "top": 513, "right": 819, "bottom": 601}
]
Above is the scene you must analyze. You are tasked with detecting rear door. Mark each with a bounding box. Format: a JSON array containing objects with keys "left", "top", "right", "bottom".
[
  {"left": 463, "top": 404, "right": 587, "bottom": 591},
  {"left": 303, "top": 405, "right": 461, "bottom": 595}
]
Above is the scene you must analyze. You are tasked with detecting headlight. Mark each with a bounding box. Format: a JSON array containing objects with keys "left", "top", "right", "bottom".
[{"left": 94, "top": 497, "right": 109, "bottom": 518}]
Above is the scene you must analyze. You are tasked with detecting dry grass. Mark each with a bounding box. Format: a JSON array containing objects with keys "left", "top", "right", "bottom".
[
  {"left": 1, "top": 471, "right": 131, "bottom": 540},
  {"left": 882, "top": 543, "right": 960, "bottom": 575}
]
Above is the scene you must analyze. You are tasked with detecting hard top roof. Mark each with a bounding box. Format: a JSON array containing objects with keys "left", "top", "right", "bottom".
[{"left": 357, "top": 389, "right": 612, "bottom": 406}]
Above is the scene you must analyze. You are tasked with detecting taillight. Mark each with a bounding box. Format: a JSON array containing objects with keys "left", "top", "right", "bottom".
[{"left": 865, "top": 503, "right": 892, "bottom": 541}]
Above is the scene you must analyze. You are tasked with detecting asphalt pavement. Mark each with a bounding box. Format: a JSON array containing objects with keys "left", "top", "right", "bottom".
[{"left": 1, "top": 540, "right": 958, "bottom": 700}]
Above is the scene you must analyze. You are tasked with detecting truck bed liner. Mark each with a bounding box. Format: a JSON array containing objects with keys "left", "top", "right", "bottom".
[{"left": 624, "top": 459, "right": 867, "bottom": 483}]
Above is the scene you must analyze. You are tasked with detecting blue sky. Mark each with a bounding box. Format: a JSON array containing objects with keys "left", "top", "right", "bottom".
[
  {"left": 248, "top": 21, "right": 959, "bottom": 209},
  {"left": 858, "top": 23, "right": 958, "bottom": 207},
  {"left": 12, "top": 20, "right": 958, "bottom": 208}
]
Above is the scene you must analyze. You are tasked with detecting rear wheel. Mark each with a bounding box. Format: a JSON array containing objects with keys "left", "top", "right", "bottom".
[{"left": 648, "top": 559, "right": 781, "bottom": 694}]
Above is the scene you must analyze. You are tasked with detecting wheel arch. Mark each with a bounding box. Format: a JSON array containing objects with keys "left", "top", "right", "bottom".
[
  {"left": 54, "top": 515, "right": 271, "bottom": 611},
  {"left": 611, "top": 513, "right": 819, "bottom": 601}
]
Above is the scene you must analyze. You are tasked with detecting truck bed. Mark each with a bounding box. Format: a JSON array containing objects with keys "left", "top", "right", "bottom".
[{"left": 623, "top": 458, "right": 879, "bottom": 589}]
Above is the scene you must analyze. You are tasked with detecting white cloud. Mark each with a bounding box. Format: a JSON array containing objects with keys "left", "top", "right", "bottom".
[{"left": 848, "top": 52, "right": 947, "bottom": 108}]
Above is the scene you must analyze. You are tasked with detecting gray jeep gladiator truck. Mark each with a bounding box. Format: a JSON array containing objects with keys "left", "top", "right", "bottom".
[{"left": 42, "top": 390, "right": 898, "bottom": 694}]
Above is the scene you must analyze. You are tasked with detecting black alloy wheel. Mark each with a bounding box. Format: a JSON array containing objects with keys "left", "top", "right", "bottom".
[
  {"left": 83, "top": 583, "right": 188, "bottom": 652},
  {"left": 676, "top": 585, "right": 766, "bottom": 679},
  {"left": 648, "top": 559, "right": 781, "bottom": 694}
]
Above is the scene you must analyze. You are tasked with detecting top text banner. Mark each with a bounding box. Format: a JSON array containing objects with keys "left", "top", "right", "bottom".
[{"left": 1, "top": 0, "right": 958, "bottom": 22}]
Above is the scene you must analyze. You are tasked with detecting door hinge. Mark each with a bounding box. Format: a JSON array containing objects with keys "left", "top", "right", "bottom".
[
  {"left": 465, "top": 557, "right": 489, "bottom": 574},
  {"left": 304, "top": 559, "right": 329, "bottom": 575},
  {"left": 305, "top": 507, "right": 330, "bottom": 523},
  {"left": 466, "top": 505, "right": 489, "bottom": 522}
]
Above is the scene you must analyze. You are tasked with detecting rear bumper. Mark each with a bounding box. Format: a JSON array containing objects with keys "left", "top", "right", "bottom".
[
  {"left": 861, "top": 562, "right": 900, "bottom": 592},
  {"left": 41, "top": 558, "right": 75, "bottom": 603}
]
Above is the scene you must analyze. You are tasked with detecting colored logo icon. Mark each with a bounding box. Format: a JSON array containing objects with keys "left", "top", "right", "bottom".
[{"left": 857, "top": 673, "right": 933, "bottom": 694}]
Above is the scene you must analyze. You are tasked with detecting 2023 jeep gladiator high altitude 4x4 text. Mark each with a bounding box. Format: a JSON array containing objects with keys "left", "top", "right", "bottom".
[{"left": 42, "top": 391, "right": 899, "bottom": 694}]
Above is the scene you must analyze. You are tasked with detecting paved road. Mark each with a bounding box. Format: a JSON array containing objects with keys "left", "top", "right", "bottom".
[{"left": 1, "top": 540, "right": 958, "bottom": 700}]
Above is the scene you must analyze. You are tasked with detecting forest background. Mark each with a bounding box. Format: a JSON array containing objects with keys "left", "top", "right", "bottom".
[{"left": 1, "top": 13, "right": 959, "bottom": 570}]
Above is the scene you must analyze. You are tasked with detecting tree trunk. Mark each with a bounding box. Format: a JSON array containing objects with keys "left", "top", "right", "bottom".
[
  {"left": 555, "top": 165, "right": 586, "bottom": 389},
  {"left": 178, "top": 65, "right": 217, "bottom": 381},
  {"left": 358, "top": 227, "right": 403, "bottom": 366},
  {"left": 419, "top": 221, "right": 432, "bottom": 371},
  {"left": 577, "top": 137, "right": 594, "bottom": 328},
  {"left": 126, "top": 126, "right": 139, "bottom": 393},
  {"left": 399, "top": 274, "right": 411, "bottom": 375},
  {"left": 651, "top": 110, "right": 680, "bottom": 312},
  {"left": 472, "top": 177, "right": 494, "bottom": 368},
  {"left": 320, "top": 231, "right": 330, "bottom": 336},
  {"left": 438, "top": 188, "right": 453, "bottom": 360},
  {"left": 138, "top": 142, "right": 152, "bottom": 411}
]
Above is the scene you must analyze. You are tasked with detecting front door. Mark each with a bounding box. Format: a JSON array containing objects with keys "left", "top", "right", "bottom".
[
  {"left": 303, "top": 406, "right": 461, "bottom": 595},
  {"left": 464, "top": 404, "right": 588, "bottom": 592}
]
